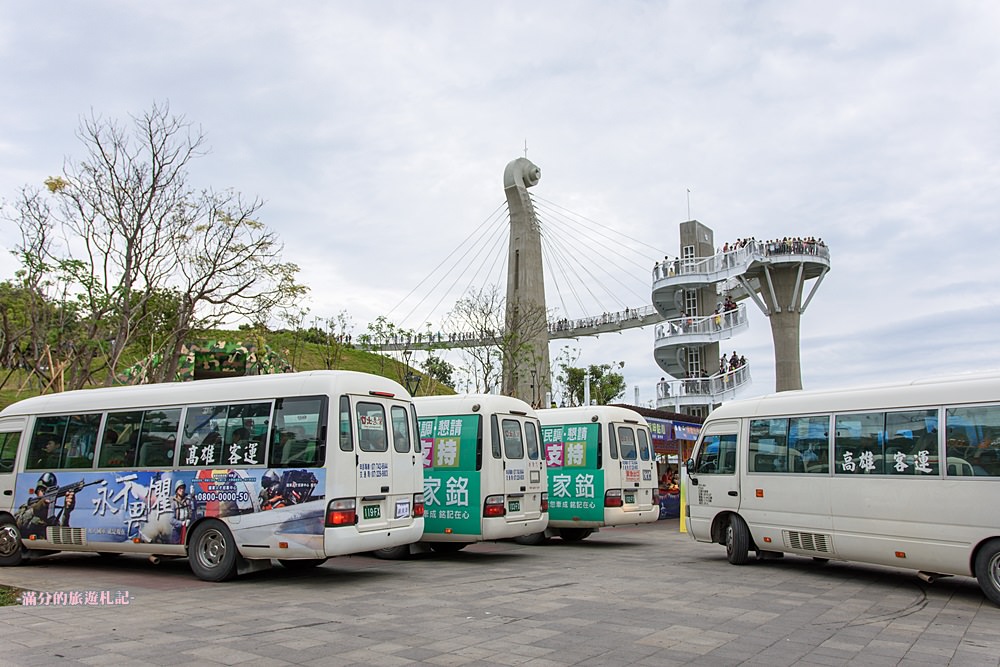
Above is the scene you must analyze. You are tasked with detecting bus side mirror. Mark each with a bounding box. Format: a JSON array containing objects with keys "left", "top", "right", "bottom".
[{"left": 684, "top": 458, "right": 698, "bottom": 486}]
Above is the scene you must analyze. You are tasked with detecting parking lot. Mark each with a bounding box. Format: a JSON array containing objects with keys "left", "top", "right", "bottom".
[{"left": 1, "top": 519, "right": 998, "bottom": 666}]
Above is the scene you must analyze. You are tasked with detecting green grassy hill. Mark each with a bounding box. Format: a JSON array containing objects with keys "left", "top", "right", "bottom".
[{"left": 0, "top": 331, "right": 453, "bottom": 411}]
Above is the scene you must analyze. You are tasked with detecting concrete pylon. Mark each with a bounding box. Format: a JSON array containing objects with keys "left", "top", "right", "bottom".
[
  {"left": 758, "top": 270, "right": 804, "bottom": 392},
  {"left": 501, "top": 158, "right": 549, "bottom": 405}
]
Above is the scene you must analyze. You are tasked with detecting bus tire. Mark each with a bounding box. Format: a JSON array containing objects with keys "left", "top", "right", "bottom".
[
  {"left": 725, "top": 515, "right": 752, "bottom": 565},
  {"left": 558, "top": 528, "right": 593, "bottom": 542},
  {"left": 188, "top": 521, "right": 238, "bottom": 582},
  {"left": 974, "top": 539, "right": 1000, "bottom": 606},
  {"left": 429, "top": 542, "right": 467, "bottom": 553},
  {"left": 372, "top": 546, "right": 411, "bottom": 560},
  {"left": 513, "top": 532, "right": 548, "bottom": 546},
  {"left": 278, "top": 558, "right": 328, "bottom": 570},
  {"left": 0, "top": 520, "right": 25, "bottom": 567}
]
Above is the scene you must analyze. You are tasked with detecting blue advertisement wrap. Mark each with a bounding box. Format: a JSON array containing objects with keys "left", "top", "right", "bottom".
[{"left": 13, "top": 468, "right": 326, "bottom": 545}]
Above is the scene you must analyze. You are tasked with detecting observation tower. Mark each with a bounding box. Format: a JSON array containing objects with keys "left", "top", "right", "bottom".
[{"left": 651, "top": 220, "right": 830, "bottom": 417}]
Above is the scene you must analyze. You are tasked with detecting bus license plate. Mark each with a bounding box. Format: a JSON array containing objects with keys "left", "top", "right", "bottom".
[
  {"left": 395, "top": 499, "right": 410, "bottom": 519},
  {"left": 624, "top": 493, "right": 635, "bottom": 504},
  {"left": 363, "top": 504, "right": 381, "bottom": 520},
  {"left": 509, "top": 500, "right": 520, "bottom": 512}
]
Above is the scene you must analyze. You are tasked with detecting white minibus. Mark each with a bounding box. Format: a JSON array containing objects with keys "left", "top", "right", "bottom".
[
  {"left": 374, "top": 394, "right": 548, "bottom": 557},
  {"left": 0, "top": 371, "right": 424, "bottom": 581},
  {"left": 517, "top": 405, "right": 659, "bottom": 543},
  {"left": 685, "top": 371, "right": 1000, "bottom": 605}
]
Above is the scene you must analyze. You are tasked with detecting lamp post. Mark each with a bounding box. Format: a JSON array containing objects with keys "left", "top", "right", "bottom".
[
  {"left": 530, "top": 369, "right": 537, "bottom": 408},
  {"left": 402, "top": 350, "right": 421, "bottom": 396},
  {"left": 404, "top": 370, "right": 421, "bottom": 396}
]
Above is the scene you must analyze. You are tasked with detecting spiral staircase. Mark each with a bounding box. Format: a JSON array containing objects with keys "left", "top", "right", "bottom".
[{"left": 651, "top": 239, "right": 830, "bottom": 414}]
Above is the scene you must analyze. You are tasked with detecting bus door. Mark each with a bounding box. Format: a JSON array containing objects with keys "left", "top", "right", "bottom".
[
  {"left": 0, "top": 418, "right": 24, "bottom": 513},
  {"left": 498, "top": 416, "right": 530, "bottom": 518},
  {"left": 353, "top": 398, "right": 398, "bottom": 531},
  {"left": 686, "top": 420, "right": 741, "bottom": 542},
  {"left": 615, "top": 424, "right": 657, "bottom": 510}
]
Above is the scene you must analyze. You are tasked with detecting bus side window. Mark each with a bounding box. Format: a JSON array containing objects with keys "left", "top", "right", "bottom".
[
  {"left": 947, "top": 405, "right": 1000, "bottom": 476},
  {"left": 28, "top": 418, "right": 63, "bottom": 470},
  {"left": 271, "top": 397, "right": 325, "bottom": 467},
  {"left": 608, "top": 424, "right": 619, "bottom": 460},
  {"left": 524, "top": 421, "right": 540, "bottom": 460},
  {"left": 695, "top": 434, "right": 738, "bottom": 474},
  {"left": 340, "top": 396, "right": 353, "bottom": 452},
  {"left": 0, "top": 431, "right": 22, "bottom": 473},
  {"left": 490, "top": 415, "right": 501, "bottom": 458}
]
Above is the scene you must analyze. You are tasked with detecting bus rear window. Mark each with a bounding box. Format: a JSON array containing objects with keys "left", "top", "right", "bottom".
[
  {"left": 502, "top": 419, "right": 524, "bottom": 459},
  {"left": 617, "top": 426, "right": 637, "bottom": 460},
  {"left": 357, "top": 402, "right": 388, "bottom": 452}
]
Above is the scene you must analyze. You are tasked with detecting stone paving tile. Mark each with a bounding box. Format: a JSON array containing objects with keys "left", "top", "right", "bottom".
[{"left": 3, "top": 520, "right": 1000, "bottom": 665}]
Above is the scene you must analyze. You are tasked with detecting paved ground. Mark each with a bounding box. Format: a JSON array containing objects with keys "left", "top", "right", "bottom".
[{"left": 0, "top": 519, "right": 998, "bottom": 666}]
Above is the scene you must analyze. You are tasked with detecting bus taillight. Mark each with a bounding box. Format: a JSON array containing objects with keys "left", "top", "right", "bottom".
[
  {"left": 413, "top": 492, "right": 425, "bottom": 518},
  {"left": 604, "top": 489, "right": 623, "bottom": 508},
  {"left": 483, "top": 494, "right": 506, "bottom": 517},
  {"left": 325, "top": 498, "right": 357, "bottom": 527},
  {"left": 541, "top": 492, "right": 549, "bottom": 513}
]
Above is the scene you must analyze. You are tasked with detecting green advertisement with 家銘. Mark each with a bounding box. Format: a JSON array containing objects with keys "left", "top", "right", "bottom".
[
  {"left": 542, "top": 423, "right": 605, "bottom": 522},
  {"left": 419, "top": 415, "right": 483, "bottom": 537}
]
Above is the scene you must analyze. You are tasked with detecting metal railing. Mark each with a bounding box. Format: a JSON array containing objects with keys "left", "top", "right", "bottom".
[
  {"left": 652, "top": 240, "right": 830, "bottom": 281},
  {"left": 656, "top": 363, "right": 752, "bottom": 400},
  {"left": 654, "top": 303, "right": 747, "bottom": 341}
]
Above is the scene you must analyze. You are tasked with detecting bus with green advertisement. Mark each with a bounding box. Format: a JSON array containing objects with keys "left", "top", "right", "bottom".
[
  {"left": 374, "top": 394, "right": 548, "bottom": 558},
  {"left": 518, "top": 405, "right": 659, "bottom": 543}
]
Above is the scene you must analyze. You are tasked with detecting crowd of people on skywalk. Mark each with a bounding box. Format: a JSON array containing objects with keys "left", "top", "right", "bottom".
[{"left": 652, "top": 236, "right": 828, "bottom": 280}]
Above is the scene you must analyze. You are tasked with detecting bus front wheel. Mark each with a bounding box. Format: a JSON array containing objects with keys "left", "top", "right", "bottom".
[
  {"left": 725, "top": 515, "right": 752, "bottom": 565},
  {"left": 0, "top": 520, "right": 25, "bottom": 567},
  {"left": 188, "top": 521, "right": 238, "bottom": 582},
  {"left": 974, "top": 539, "right": 1000, "bottom": 606}
]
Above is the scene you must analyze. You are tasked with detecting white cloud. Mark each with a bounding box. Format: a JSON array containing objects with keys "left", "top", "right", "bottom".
[{"left": 2, "top": 1, "right": 999, "bottom": 404}]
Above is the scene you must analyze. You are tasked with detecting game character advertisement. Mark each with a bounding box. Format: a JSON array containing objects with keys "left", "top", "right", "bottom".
[{"left": 13, "top": 467, "right": 325, "bottom": 547}]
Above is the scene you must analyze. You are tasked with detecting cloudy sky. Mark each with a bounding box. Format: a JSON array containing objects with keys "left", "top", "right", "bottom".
[{"left": 2, "top": 2, "right": 999, "bottom": 406}]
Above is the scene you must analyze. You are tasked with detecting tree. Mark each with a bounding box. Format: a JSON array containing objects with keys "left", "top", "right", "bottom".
[
  {"left": 5, "top": 102, "right": 305, "bottom": 388},
  {"left": 560, "top": 361, "right": 627, "bottom": 406},
  {"left": 447, "top": 285, "right": 548, "bottom": 398},
  {"left": 422, "top": 355, "right": 455, "bottom": 389}
]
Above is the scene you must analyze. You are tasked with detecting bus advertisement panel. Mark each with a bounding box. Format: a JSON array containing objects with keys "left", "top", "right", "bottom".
[
  {"left": 13, "top": 468, "right": 324, "bottom": 548},
  {"left": 541, "top": 423, "right": 603, "bottom": 523},
  {"left": 419, "top": 415, "right": 481, "bottom": 536}
]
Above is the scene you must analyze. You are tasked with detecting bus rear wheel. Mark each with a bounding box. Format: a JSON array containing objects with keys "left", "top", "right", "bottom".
[
  {"left": 558, "top": 528, "right": 593, "bottom": 542},
  {"left": 372, "top": 545, "right": 411, "bottom": 560},
  {"left": 513, "top": 532, "right": 548, "bottom": 546},
  {"left": 725, "top": 515, "right": 752, "bottom": 565},
  {"left": 278, "top": 558, "right": 328, "bottom": 570},
  {"left": 0, "top": 520, "right": 25, "bottom": 567},
  {"left": 974, "top": 539, "right": 1000, "bottom": 606},
  {"left": 188, "top": 521, "right": 238, "bottom": 582}
]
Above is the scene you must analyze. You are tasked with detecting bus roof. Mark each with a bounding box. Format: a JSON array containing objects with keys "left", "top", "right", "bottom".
[
  {"left": 0, "top": 370, "right": 410, "bottom": 417},
  {"left": 537, "top": 405, "right": 649, "bottom": 427},
  {"left": 412, "top": 394, "right": 536, "bottom": 418},
  {"left": 706, "top": 370, "right": 1000, "bottom": 422}
]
